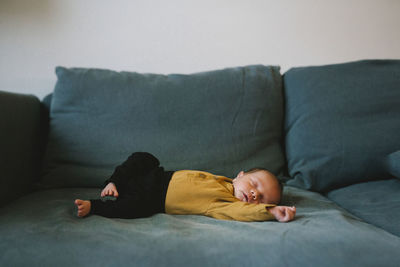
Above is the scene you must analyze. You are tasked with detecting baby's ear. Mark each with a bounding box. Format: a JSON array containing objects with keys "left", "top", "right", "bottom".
[{"left": 236, "top": 171, "right": 245, "bottom": 179}]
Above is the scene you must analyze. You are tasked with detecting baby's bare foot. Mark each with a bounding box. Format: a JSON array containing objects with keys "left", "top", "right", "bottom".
[{"left": 75, "top": 199, "right": 91, "bottom": 217}]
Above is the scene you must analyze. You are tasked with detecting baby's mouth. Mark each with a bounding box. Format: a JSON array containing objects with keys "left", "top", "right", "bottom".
[{"left": 243, "top": 192, "right": 248, "bottom": 202}]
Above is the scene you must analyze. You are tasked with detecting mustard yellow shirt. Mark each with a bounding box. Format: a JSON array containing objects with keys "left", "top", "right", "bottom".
[{"left": 165, "top": 170, "right": 276, "bottom": 222}]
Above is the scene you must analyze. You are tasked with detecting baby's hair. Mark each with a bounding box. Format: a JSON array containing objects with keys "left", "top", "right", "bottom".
[{"left": 245, "top": 167, "right": 284, "bottom": 195}]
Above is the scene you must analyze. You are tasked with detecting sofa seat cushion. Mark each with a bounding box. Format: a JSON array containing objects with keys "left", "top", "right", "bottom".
[
  {"left": 327, "top": 179, "right": 400, "bottom": 236},
  {"left": 1, "top": 187, "right": 400, "bottom": 266},
  {"left": 41, "top": 65, "right": 285, "bottom": 188}
]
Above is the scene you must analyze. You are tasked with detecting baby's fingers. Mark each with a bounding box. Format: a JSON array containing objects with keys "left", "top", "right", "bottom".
[{"left": 286, "top": 209, "right": 296, "bottom": 222}]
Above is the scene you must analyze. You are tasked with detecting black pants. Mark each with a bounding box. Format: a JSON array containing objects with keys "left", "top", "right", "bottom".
[{"left": 90, "top": 152, "right": 174, "bottom": 219}]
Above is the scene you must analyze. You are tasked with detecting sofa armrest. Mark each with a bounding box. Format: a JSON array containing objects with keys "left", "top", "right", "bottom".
[{"left": 0, "top": 90, "right": 43, "bottom": 207}]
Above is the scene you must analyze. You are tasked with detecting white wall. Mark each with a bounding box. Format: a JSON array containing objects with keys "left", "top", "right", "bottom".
[{"left": 1, "top": 0, "right": 399, "bottom": 100}]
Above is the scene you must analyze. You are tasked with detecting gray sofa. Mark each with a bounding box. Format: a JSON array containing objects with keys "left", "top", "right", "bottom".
[{"left": 1, "top": 60, "right": 400, "bottom": 267}]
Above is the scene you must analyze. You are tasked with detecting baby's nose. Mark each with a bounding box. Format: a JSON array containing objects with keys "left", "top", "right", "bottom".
[{"left": 251, "top": 190, "right": 258, "bottom": 201}]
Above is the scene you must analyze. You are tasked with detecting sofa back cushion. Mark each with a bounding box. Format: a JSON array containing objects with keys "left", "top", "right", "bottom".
[
  {"left": 284, "top": 60, "right": 400, "bottom": 192},
  {"left": 385, "top": 151, "right": 400, "bottom": 178},
  {"left": 40, "top": 65, "right": 285, "bottom": 188}
]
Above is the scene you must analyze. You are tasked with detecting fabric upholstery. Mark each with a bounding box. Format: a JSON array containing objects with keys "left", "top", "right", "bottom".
[
  {"left": 1, "top": 186, "right": 400, "bottom": 267},
  {"left": 41, "top": 65, "right": 285, "bottom": 188},
  {"left": 385, "top": 150, "right": 400, "bottom": 178},
  {"left": 284, "top": 60, "right": 400, "bottom": 192},
  {"left": 0, "top": 91, "right": 42, "bottom": 207},
  {"left": 327, "top": 179, "right": 400, "bottom": 236}
]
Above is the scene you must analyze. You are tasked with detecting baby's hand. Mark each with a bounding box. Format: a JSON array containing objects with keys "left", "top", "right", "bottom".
[
  {"left": 268, "top": 206, "right": 296, "bottom": 222},
  {"left": 101, "top": 182, "right": 119, "bottom": 197}
]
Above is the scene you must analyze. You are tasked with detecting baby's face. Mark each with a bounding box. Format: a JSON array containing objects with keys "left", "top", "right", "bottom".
[{"left": 232, "top": 170, "right": 281, "bottom": 204}]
